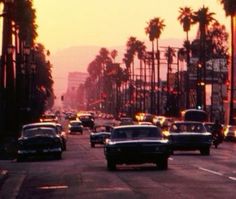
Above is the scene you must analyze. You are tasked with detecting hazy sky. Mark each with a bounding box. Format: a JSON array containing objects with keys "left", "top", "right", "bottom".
[{"left": 34, "top": 0, "right": 230, "bottom": 53}]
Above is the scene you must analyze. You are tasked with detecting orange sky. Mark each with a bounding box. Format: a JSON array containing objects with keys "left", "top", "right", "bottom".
[{"left": 33, "top": 0, "right": 230, "bottom": 53}]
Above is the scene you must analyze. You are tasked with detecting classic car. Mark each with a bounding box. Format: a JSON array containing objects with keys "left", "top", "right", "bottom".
[
  {"left": 90, "top": 125, "right": 112, "bottom": 147},
  {"left": 22, "top": 122, "right": 67, "bottom": 151},
  {"left": 77, "top": 113, "right": 95, "bottom": 129},
  {"left": 104, "top": 125, "right": 171, "bottom": 170},
  {"left": 119, "top": 117, "right": 134, "bottom": 125},
  {"left": 167, "top": 121, "right": 212, "bottom": 155},
  {"left": 40, "top": 113, "right": 58, "bottom": 123},
  {"left": 68, "top": 120, "right": 83, "bottom": 134},
  {"left": 17, "top": 127, "right": 63, "bottom": 161}
]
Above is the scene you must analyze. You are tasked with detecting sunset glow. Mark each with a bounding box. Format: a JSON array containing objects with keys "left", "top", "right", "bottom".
[{"left": 33, "top": 0, "right": 230, "bottom": 53}]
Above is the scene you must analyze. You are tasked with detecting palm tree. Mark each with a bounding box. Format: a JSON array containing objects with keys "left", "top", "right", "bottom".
[
  {"left": 110, "top": 49, "right": 118, "bottom": 63},
  {"left": 219, "top": 0, "right": 236, "bottom": 125},
  {"left": 136, "top": 40, "right": 146, "bottom": 112},
  {"left": 178, "top": 7, "right": 194, "bottom": 42},
  {"left": 145, "top": 17, "right": 165, "bottom": 114},
  {"left": 192, "top": 6, "right": 216, "bottom": 110},
  {"left": 178, "top": 7, "right": 194, "bottom": 108}
]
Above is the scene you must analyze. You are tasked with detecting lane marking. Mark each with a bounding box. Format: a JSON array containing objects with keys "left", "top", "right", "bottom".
[
  {"left": 96, "top": 187, "right": 131, "bottom": 192},
  {"left": 198, "top": 167, "right": 223, "bottom": 176},
  {"left": 38, "top": 185, "right": 68, "bottom": 190}
]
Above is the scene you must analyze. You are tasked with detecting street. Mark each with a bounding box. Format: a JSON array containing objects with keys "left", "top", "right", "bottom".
[{"left": 0, "top": 121, "right": 236, "bottom": 199}]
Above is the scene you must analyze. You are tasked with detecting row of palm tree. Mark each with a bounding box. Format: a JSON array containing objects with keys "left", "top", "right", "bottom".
[
  {"left": 0, "top": 0, "right": 55, "bottom": 137},
  {"left": 84, "top": 3, "right": 233, "bottom": 121}
]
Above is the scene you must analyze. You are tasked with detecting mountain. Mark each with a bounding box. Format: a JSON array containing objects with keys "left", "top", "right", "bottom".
[{"left": 51, "top": 38, "right": 184, "bottom": 99}]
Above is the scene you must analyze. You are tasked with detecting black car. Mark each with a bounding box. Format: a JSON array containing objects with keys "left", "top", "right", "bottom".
[
  {"left": 68, "top": 120, "right": 83, "bottom": 134},
  {"left": 104, "top": 125, "right": 171, "bottom": 170},
  {"left": 17, "top": 127, "right": 63, "bottom": 161},
  {"left": 90, "top": 125, "right": 112, "bottom": 147},
  {"left": 78, "top": 114, "right": 95, "bottom": 129},
  {"left": 167, "top": 121, "right": 212, "bottom": 155},
  {"left": 22, "top": 122, "right": 67, "bottom": 151}
]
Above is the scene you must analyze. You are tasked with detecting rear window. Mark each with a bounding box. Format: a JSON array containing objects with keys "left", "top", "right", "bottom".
[
  {"left": 170, "top": 123, "right": 206, "bottom": 133},
  {"left": 23, "top": 128, "right": 57, "bottom": 137},
  {"left": 111, "top": 127, "right": 161, "bottom": 140}
]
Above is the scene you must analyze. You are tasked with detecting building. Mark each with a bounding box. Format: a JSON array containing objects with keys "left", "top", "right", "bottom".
[{"left": 63, "top": 72, "right": 88, "bottom": 109}]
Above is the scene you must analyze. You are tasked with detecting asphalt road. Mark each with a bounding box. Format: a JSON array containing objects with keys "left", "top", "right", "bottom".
[{"left": 0, "top": 120, "right": 236, "bottom": 199}]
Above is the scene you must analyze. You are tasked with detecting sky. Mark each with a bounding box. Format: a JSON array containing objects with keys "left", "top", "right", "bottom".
[{"left": 34, "top": 0, "right": 230, "bottom": 53}]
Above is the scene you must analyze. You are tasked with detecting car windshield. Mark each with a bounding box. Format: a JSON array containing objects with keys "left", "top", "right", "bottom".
[
  {"left": 111, "top": 127, "right": 161, "bottom": 140},
  {"left": 170, "top": 123, "right": 206, "bottom": 133},
  {"left": 22, "top": 128, "right": 57, "bottom": 137}
]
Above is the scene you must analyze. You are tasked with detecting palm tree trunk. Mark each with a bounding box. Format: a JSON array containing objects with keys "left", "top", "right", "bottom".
[
  {"left": 186, "top": 31, "right": 190, "bottom": 108},
  {"left": 229, "top": 15, "right": 236, "bottom": 125},
  {"left": 156, "top": 39, "right": 160, "bottom": 114}
]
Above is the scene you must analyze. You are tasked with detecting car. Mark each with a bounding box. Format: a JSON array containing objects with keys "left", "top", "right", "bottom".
[
  {"left": 68, "top": 120, "right": 83, "bottom": 134},
  {"left": 167, "top": 121, "right": 212, "bottom": 155},
  {"left": 104, "top": 125, "right": 171, "bottom": 170},
  {"left": 138, "top": 121, "right": 153, "bottom": 125},
  {"left": 17, "top": 127, "right": 63, "bottom": 161},
  {"left": 119, "top": 117, "right": 134, "bottom": 125},
  {"left": 77, "top": 114, "right": 95, "bottom": 129},
  {"left": 224, "top": 125, "right": 236, "bottom": 141},
  {"left": 152, "top": 116, "right": 173, "bottom": 129},
  {"left": 90, "top": 125, "right": 112, "bottom": 147},
  {"left": 22, "top": 122, "right": 67, "bottom": 151},
  {"left": 40, "top": 113, "right": 58, "bottom": 123}
]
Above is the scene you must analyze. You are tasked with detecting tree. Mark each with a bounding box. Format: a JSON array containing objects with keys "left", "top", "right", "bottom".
[
  {"left": 192, "top": 6, "right": 216, "bottom": 110},
  {"left": 145, "top": 17, "right": 165, "bottom": 114},
  {"left": 178, "top": 7, "right": 194, "bottom": 108},
  {"left": 219, "top": 0, "right": 236, "bottom": 125}
]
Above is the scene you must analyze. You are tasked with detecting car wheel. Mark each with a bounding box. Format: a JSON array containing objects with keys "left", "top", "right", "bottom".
[
  {"left": 91, "top": 143, "right": 95, "bottom": 148},
  {"left": 157, "top": 157, "right": 168, "bottom": 170},
  {"left": 55, "top": 152, "right": 62, "bottom": 160},
  {"left": 17, "top": 155, "right": 25, "bottom": 162},
  {"left": 107, "top": 160, "right": 116, "bottom": 171},
  {"left": 200, "top": 147, "right": 210, "bottom": 156}
]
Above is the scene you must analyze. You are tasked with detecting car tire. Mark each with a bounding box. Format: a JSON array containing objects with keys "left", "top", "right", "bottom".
[
  {"left": 200, "top": 147, "right": 210, "bottom": 156},
  {"left": 157, "top": 158, "right": 168, "bottom": 170},
  {"left": 55, "top": 152, "right": 62, "bottom": 160},
  {"left": 107, "top": 160, "right": 116, "bottom": 171},
  {"left": 91, "top": 143, "right": 95, "bottom": 148},
  {"left": 17, "top": 155, "right": 25, "bottom": 162}
]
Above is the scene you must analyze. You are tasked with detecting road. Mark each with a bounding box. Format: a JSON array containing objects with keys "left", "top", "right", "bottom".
[{"left": 0, "top": 120, "right": 236, "bottom": 199}]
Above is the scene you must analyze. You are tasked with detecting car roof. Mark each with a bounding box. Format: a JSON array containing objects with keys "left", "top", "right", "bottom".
[{"left": 22, "top": 122, "right": 58, "bottom": 129}]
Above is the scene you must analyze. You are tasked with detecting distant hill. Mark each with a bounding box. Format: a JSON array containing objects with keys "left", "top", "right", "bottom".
[{"left": 51, "top": 38, "right": 183, "bottom": 99}]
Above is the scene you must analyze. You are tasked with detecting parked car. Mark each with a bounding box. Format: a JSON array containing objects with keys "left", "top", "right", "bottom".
[
  {"left": 167, "top": 121, "right": 212, "bottom": 155},
  {"left": 77, "top": 114, "right": 95, "bottom": 129},
  {"left": 104, "top": 125, "right": 171, "bottom": 170},
  {"left": 224, "top": 125, "right": 236, "bottom": 141},
  {"left": 17, "top": 127, "right": 63, "bottom": 161},
  {"left": 90, "top": 125, "right": 112, "bottom": 147},
  {"left": 22, "top": 122, "right": 67, "bottom": 151},
  {"left": 68, "top": 120, "right": 83, "bottom": 134}
]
